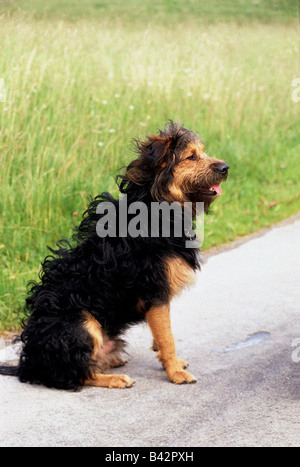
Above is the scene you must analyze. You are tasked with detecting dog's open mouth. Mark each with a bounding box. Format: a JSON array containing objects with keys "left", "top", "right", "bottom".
[{"left": 200, "top": 183, "right": 222, "bottom": 196}]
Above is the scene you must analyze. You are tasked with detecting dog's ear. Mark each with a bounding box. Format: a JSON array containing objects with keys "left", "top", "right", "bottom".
[
  {"left": 140, "top": 120, "right": 185, "bottom": 168},
  {"left": 118, "top": 122, "right": 183, "bottom": 199},
  {"left": 119, "top": 133, "right": 176, "bottom": 187},
  {"left": 135, "top": 133, "right": 175, "bottom": 168}
]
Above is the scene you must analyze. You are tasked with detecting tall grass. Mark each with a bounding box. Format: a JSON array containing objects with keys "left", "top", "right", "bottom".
[
  {"left": 0, "top": 11, "right": 299, "bottom": 329},
  {"left": 2, "top": 0, "right": 298, "bottom": 24}
]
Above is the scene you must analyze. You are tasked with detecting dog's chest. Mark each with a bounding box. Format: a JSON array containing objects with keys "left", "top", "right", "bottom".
[{"left": 165, "top": 257, "right": 196, "bottom": 298}]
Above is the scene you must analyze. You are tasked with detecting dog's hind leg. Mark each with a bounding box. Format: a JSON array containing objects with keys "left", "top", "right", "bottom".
[
  {"left": 108, "top": 351, "right": 127, "bottom": 368},
  {"left": 84, "top": 373, "right": 134, "bottom": 389},
  {"left": 82, "top": 312, "right": 134, "bottom": 389},
  {"left": 104, "top": 338, "right": 128, "bottom": 368}
]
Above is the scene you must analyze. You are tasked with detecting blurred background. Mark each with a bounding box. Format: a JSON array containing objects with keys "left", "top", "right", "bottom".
[{"left": 0, "top": 0, "right": 299, "bottom": 329}]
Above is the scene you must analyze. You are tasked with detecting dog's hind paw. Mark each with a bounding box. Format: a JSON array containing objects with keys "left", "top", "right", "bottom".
[
  {"left": 108, "top": 374, "right": 135, "bottom": 389},
  {"left": 109, "top": 356, "right": 128, "bottom": 368}
]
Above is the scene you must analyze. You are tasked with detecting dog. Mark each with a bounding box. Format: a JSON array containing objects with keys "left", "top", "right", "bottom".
[{"left": 0, "top": 121, "right": 229, "bottom": 389}]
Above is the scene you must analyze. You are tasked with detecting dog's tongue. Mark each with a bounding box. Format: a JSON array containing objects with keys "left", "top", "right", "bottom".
[{"left": 211, "top": 184, "right": 222, "bottom": 195}]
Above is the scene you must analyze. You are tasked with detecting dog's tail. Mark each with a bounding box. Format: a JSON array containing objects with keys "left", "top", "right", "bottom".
[{"left": 0, "top": 365, "right": 18, "bottom": 377}]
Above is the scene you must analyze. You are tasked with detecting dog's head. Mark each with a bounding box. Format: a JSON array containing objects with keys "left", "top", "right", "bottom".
[{"left": 119, "top": 121, "right": 229, "bottom": 212}]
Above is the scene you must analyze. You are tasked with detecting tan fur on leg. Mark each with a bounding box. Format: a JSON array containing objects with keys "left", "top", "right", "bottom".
[
  {"left": 82, "top": 311, "right": 133, "bottom": 388},
  {"left": 146, "top": 304, "right": 196, "bottom": 384},
  {"left": 84, "top": 374, "right": 135, "bottom": 389}
]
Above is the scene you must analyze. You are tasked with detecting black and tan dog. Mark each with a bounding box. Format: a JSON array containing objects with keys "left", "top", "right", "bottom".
[{"left": 0, "top": 121, "right": 229, "bottom": 389}]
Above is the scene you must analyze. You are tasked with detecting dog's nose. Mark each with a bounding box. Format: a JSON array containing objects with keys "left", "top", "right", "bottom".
[{"left": 216, "top": 163, "right": 229, "bottom": 176}]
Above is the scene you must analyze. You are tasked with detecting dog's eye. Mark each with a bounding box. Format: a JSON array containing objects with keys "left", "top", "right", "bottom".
[{"left": 187, "top": 154, "right": 197, "bottom": 161}]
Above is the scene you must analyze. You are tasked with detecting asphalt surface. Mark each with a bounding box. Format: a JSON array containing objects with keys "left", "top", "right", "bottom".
[{"left": 0, "top": 218, "right": 299, "bottom": 447}]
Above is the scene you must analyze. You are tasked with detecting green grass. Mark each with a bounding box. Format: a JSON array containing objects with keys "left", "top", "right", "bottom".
[
  {"left": 0, "top": 1, "right": 299, "bottom": 330},
  {"left": 1, "top": 0, "right": 298, "bottom": 24}
]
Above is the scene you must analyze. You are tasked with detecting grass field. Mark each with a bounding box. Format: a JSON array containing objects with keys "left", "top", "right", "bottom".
[{"left": 0, "top": 1, "right": 299, "bottom": 330}]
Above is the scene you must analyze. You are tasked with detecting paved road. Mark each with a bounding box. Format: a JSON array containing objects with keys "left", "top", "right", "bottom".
[{"left": 0, "top": 218, "right": 299, "bottom": 447}]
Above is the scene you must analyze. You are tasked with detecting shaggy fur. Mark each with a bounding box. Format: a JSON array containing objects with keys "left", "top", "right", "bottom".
[{"left": 0, "top": 121, "right": 229, "bottom": 390}]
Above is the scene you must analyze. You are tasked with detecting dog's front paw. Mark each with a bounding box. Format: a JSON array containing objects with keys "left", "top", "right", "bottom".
[
  {"left": 177, "top": 358, "right": 189, "bottom": 369},
  {"left": 168, "top": 369, "right": 197, "bottom": 385},
  {"left": 108, "top": 375, "right": 135, "bottom": 389},
  {"left": 157, "top": 353, "right": 189, "bottom": 371}
]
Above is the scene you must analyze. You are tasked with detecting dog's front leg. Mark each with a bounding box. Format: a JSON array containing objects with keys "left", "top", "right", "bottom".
[{"left": 146, "top": 304, "right": 197, "bottom": 384}]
